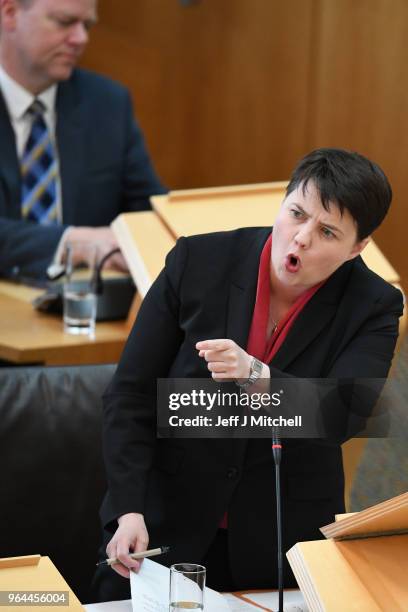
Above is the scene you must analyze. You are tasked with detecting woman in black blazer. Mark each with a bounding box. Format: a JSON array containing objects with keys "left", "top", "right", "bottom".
[{"left": 93, "top": 149, "right": 403, "bottom": 600}]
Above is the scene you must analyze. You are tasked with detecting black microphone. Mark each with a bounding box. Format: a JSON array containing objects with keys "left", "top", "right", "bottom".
[
  {"left": 91, "top": 247, "right": 121, "bottom": 295},
  {"left": 47, "top": 246, "right": 121, "bottom": 292},
  {"left": 272, "top": 429, "right": 283, "bottom": 612}
]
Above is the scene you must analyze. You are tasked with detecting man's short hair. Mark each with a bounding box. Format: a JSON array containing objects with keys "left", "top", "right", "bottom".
[{"left": 286, "top": 148, "right": 392, "bottom": 240}]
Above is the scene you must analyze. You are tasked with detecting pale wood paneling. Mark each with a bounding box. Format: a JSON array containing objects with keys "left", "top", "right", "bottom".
[
  {"left": 80, "top": 0, "right": 408, "bottom": 293},
  {"left": 81, "top": 0, "right": 315, "bottom": 189},
  {"left": 308, "top": 0, "right": 408, "bottom": 293}
]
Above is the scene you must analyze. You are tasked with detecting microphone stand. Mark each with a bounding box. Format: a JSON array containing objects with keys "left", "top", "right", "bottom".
[
  {"left": 91, "top": 247, "right": 121, "bottom": 294},
  {"left": 272, "top": 431, "right": 283, "bottom": 612},
  {"left": 47, "top": 247, "right": 122, "bottom": 292}
]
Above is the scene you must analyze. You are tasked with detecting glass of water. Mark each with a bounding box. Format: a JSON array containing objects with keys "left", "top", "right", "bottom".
[
  {"left": 169, "top": 563, "right": 206, "bottom": 611},
  {"left": 63, "top": 242, "right": 98, "bottom": 337}
]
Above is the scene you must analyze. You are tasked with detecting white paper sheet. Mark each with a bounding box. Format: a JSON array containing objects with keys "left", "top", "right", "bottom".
[
  {"left": 130, "top": 559, "right": 230, "bottom": 611},
  {"left": 84, "top": 600, "right": 132, "bottom": 612},
  {"left": 84, "top": 589, "right": 308, "bottom": 612},
  {"left": 222, "top": 593, "right": 261, "bottom": 610},
  {"left": 241, "top": 589, "right": 308, "bottom": 611}
]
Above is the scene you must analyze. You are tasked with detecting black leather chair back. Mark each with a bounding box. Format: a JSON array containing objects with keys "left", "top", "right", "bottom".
[{"left": 0, "top": 364, "right": 115, "bottom": 603}]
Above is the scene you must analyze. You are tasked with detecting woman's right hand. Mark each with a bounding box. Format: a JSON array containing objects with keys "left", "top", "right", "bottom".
[{"left": 106, "top": 512, "right": 149, "bottom": 578}]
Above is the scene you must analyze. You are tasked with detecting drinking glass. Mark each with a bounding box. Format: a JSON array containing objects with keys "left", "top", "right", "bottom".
[
  {"left": 63, "top": 242, "right": 98, "bottom": 337},
  {"left": 169, "top": 563, "right": 206, "bottom": 611}
]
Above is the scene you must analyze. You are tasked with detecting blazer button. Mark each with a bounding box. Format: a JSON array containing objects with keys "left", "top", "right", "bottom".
[{"left": 227, "top": 467, "right": 239, "bottom": 479}]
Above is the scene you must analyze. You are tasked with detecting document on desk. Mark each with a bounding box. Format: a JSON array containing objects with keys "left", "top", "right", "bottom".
[
  {"left": 224, "top": 591, "right": 308, "bottom": 611},
  {"left": 84, "top": 601, "right": 132, "bottom": 612},
  {"left": 130, "top": 559, "right": 230, "bottom": 611}
]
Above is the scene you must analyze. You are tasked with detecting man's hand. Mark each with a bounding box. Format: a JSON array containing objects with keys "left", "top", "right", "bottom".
[
  {"left": 106, "top": 513, "right": 149, "bottom": 578},
  {"left": 63, "top": 227, "right": 129, "bottom": 272},
  {"left": 196, "top": 339, "right": 253, "bottom": 381}
]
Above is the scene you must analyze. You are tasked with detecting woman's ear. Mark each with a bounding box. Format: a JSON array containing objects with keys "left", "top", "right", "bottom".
[{"left": 347, "top": 236, "right": 371, "bottom": 261}]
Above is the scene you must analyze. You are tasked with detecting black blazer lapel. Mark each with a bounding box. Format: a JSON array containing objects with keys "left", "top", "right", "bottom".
[
  {"left": 225, "top": 228, "right": 271, "bottom": 348},
  {"left": 56, "top": 74, "right": 84, "bottom": 225},
  {"left": 0, "top": 92, "right": 21, "bottom": 218},
  {"left": 271, "top": 261, "right": 353, "bottom": 370}
]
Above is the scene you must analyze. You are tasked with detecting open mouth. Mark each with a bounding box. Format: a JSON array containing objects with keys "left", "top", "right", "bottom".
[{"left": 285, "top": 254, "right": 301, "bottom": 273}]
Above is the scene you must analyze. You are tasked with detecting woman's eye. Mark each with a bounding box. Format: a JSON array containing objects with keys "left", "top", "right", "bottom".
[
  {"left": 321, "top": 227, "right": 335, "bottom": 239},
  {"left": 290, "top": 209, "right": 303, "bottom": 219}
]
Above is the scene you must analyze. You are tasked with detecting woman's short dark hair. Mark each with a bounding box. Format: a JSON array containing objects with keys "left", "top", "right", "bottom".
[{"left": 286, "top": 148, "right": 392, "bottom": 240}]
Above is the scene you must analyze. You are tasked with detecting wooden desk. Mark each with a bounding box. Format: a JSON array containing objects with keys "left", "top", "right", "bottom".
[
  {"left": 0, "top": 210, "right": 172, "bottom": 366},
  {"left": 113, "top": 183, "right": 400, "bottom": 296},
  {"left": 84, "top": 589, "right": 306, "bottom": 611},
  {"left": 151, "top": 182, "right": 399, "bottom": 284},
  {"left": 112, "top": 210, "right": 175, "bottom": 298},
  {"left": 0, "top": 280, "right": 129, "bottom": 366}
]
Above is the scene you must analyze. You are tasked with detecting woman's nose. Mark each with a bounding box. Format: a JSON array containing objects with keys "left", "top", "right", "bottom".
[{"left": 294, "top": 227, "right": 312, "bottom": 249}]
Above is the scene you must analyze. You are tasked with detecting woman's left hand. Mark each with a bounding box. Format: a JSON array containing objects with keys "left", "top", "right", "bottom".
[{"left": 196, "top": 339, "right": 252, "bottom": 381}]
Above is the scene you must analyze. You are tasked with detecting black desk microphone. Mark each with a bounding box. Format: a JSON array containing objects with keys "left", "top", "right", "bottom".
[{"left": 91, "top": 247, "right": 121, "bottom": 294}]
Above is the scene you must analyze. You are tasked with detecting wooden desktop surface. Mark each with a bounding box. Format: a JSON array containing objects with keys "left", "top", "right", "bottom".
[
  {"left": 151, "top": 182, "right": 399, "bottom": 285},
  {"left": 112, "top": 210, "right": 175, "bottom": 298},
  {"left": 0, "top": 280, "right": 129, "bottom": 366},
  {"left": 0, "top": 210, "right": 172, "bottom": 366}
]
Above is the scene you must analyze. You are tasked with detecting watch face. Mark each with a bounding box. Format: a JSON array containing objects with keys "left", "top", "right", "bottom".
[
  {"left": 252, "top": 358, "right": 263, "bottom": 376},
  {"left": 248, "top": 358, "right": 263, "bottom": 384}
]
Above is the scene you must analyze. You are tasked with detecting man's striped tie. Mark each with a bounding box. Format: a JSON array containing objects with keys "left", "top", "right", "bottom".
[{"left": 21, "top": 99, "right": 58, "bottom": 225}]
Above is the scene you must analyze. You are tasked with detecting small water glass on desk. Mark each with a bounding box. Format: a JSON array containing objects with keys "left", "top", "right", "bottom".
[
  {"left": 169, "top": 563, "right": 206, "bottom": 611},
  {"left": 63, "top": 242, "right": 98, "bottom": 337}
]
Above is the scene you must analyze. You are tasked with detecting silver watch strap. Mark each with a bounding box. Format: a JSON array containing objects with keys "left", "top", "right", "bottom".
[{"left": 235, "top": 357, "right": 263, "bottom": 389}]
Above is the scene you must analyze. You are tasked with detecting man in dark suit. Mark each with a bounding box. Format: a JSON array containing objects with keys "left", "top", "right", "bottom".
[
  {"left": 92, "top": 149, "right": 403, "bottom": 600},
  {"left": 0, "top": 0, "right": 165, "bottom": 280}
]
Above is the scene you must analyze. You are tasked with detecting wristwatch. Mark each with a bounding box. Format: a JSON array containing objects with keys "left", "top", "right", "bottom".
[{"left": 235, "top": 357, "right": 263, "bottom": 389}]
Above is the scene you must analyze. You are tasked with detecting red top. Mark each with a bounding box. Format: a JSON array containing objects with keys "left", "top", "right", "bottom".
[
  {"left": 219, "top": 233, "right": 324, "bottom": 529},
  {"left": 247, "top": 233, "right": 324, "bottom": 363}
]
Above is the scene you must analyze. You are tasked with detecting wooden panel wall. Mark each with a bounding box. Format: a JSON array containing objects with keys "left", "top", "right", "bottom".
[
  {"left": 81, "top": 0, "right": 315, "bottom": 187},
  {"left": 81, "top": 0, "right": 408, "bottom": 294},
  {"left": 307, "top": 0, "right": 408, "bottom": 294}
]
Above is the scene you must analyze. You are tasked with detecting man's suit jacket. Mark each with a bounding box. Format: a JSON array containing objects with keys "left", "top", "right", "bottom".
[
  {"left": 0, "top": 68, "right": 165, "bottom": 279},
  {"left": 100, "top": 227, "right": 403, "bottom": 590}
]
